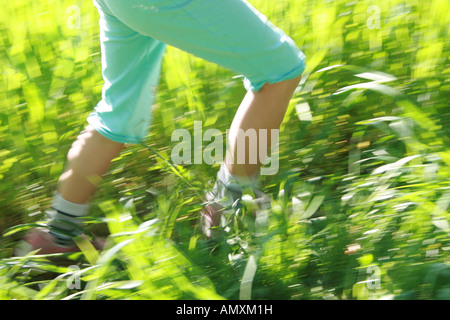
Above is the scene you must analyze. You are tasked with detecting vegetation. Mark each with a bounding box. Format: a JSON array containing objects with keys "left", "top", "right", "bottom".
[{"left": 0, "top": 0, "right": 449, "bottom": 300}]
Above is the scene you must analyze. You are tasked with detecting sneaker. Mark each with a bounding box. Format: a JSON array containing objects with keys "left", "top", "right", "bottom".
[
  {"left": 14, "top": 228, "right": 105, "bottom": 256},
  {"left": 200, "top": 178, "right": 271, "bottom": 239}
]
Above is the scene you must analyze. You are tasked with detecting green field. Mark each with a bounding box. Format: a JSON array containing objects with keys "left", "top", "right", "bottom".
[{"left": 0, "top": 0, "right": 449, "bottom": 300}]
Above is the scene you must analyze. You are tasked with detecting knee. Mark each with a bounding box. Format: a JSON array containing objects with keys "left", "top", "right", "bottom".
[{"left": 67, "top": 127, "right": 124, "bottom": 163}]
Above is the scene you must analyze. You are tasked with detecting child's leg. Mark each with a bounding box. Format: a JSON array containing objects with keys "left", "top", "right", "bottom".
[
  {"left": 226, "top": 76, "right": 301, "bottom": 179},
  {"left": 19, "top": 128, "right": 124, "bottom": 253},
  {"left": 202, "top": 76, "right": 300, "bottom": 238},
  {"left": 21, "top": 7, "right": 166, "bottom": 253},
  {"left": 58, "top": 126, "right": 124, "bottom": 205}
]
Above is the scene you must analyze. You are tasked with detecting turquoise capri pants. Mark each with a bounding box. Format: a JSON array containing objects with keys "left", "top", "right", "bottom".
[{"left": 87, "top": 0, "right": 306, "bottom": 144}]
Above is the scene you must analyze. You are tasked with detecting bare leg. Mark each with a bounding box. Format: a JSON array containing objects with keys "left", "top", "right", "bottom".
[
  {"left": 58, "top": 76, "right": 301, "bottom": 204},
  {"left": 226, "top": 76, "right": 301, "bottom": 178},
  {"left": 58, "top": 126, "right": 125, "bottom": 204},
  {"left": 202, "top": 76, "right": 302, "bottom": 238},
  {"left": 38, "top": 75, "right": 299, "bottom": 245},
  {"left": 18, "top": 127, "right": 123, "bottom": 254}
]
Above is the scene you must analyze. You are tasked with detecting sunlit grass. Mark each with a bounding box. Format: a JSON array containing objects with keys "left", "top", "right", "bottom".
[{"left": 0, "top": 0, "right": 449, "bottom": 300}]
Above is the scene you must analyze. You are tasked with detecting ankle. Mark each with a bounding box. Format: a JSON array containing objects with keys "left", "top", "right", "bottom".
[
  {"left": 219, "top": 164, "right": 260, "bottom": 191},
  {"left": 46, "top": 193, "right": 90, "bottom": 246}
]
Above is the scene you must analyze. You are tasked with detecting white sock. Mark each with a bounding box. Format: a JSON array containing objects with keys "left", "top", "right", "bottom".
[
  {"left": 46, "top": 193, "right": 90, "bottom": 246},
  {"left": 217, "top": 164, "right": 260, "bottom": 192}
]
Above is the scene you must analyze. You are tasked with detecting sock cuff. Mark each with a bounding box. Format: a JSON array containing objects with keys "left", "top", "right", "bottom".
[
  {"left": 52, "top": 193, "right": 90, "bottom": 217},
  {"left": 217, "top": 164, "right": 260, "bottom": 190}
]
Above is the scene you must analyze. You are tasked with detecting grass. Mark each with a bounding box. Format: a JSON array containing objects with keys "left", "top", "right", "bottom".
[{"left": 0, "top": 0, "right": 449, "bottom": 300}]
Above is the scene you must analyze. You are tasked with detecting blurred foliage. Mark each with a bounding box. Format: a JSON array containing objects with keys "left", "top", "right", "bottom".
[{"left": 0, "top": 0, "right": 449, "bottom": 300}]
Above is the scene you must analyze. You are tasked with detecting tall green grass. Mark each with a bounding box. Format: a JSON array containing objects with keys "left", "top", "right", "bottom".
[{"left": 0, "top": 0, "right": 449, "bottom": 300}]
